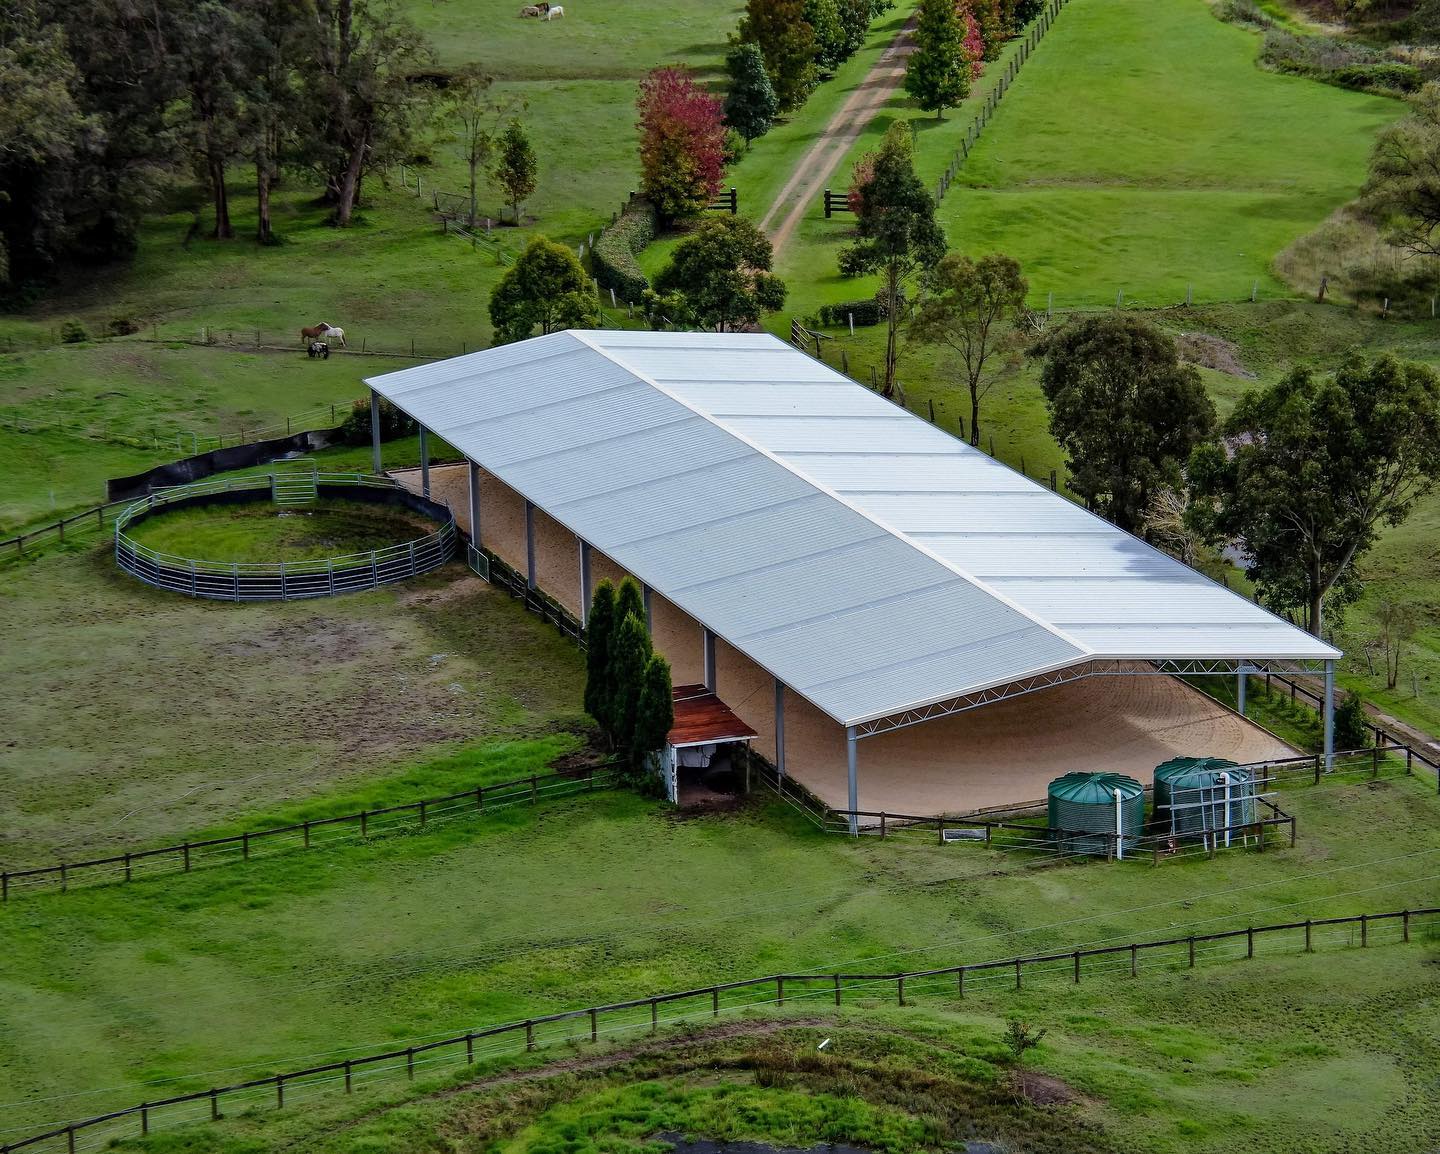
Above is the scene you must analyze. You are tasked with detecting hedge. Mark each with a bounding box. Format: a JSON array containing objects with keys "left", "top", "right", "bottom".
[
  {"left": 817, "top": 295, "right": 891, "bottom": 328},
  {"left": 592, "top": 199, "right": 657, "bottom": 303}
]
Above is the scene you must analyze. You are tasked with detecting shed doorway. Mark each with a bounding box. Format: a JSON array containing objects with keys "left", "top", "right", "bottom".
[{"left": 663, "top": 685, "right": 757, "bottom": 805}]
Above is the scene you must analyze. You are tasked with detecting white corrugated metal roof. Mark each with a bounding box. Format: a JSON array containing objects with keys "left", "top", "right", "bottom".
[{"left": 366, "top": 330, "right": 1338, "bottom": 727}]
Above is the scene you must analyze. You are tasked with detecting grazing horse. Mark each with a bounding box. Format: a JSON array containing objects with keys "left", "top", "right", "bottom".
[
  {"left": 546, "top": 4, "right": 564, "bottom": 16},
  {"left": 519, "top": 4, "right": 540, "bottom": 14},
  {"left": 322, "top": 325, "right": 347, "bottom": 348},
  {"left": 299, "top": 321, "right": 332, "bottom": 343}
]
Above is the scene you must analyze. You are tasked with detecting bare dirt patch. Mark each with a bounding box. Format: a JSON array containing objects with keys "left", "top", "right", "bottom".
[{"left": 1175, "top": 332, "right": 1254, "bottom": 379}]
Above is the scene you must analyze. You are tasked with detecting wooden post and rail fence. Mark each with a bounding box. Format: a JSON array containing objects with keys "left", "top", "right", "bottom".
[{"left": 3, "top": 904, "right": 1433, "bottom": 1154}]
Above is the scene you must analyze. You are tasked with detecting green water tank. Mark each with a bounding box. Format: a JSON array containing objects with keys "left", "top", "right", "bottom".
[
  {"left": 1153, "top": 757, "right": 1255, "bottom": 840},
  {"left": 1047, "top": 772, "right": 1145, "bottom": 858}
]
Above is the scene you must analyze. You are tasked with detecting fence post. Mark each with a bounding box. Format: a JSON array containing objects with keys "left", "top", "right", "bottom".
[
  {"left": 210, "top": 1089, "right": 220, "bottom": 1120},
  {"left": 361, "top": 811, "right": 368, "bottom": 837},
  {"left": 124, "top": 852, "right": 132, "bottom": 882},
  {"left": 303, "top": 821, "right": 311, "bottom": 849},
  {"left": 140, "top": 1105, "right": 148, "bottom": 1136},
  {"left": 1073, "top": 950, "right": 1080, "bottom": 983},
  {"left": 834, "top": 974, "right": 842, "bottom": 1005},
  {"left": 242, "top": 832, "right": 250, "bottom": 860},
  {"left": 1, "top": 873, "right": 6, "bottom": 902},
  {"left": 345, "top": 1060, "right": 353, "bottom": 1092},
  {"left": 712, "top": 987, "right": 720, "bottom": 1017},
  {"left": 419, "top": 799, "right": 427, "bottom": 827},
  {"left": 777, "top": 976, "right": 785, "bottom": 1006},
  {"left": 1014, "top": 959, "right": 1022, "bottom": 990},
  {"left": 276, "top": 1075, "right": 284, "bottom": 1108},
  {"left": 407, "top": 1048, "right": 414, "bottom": 1079},
  {"left": 1403, "top": 910, "right": 1410, "bottom": 942},
  {"left": 60, "top": 862, "right": 67, "bottom": 892},
  {"left": 589, "top": 1008, "right": 598, "bottom": 1042},
  {"left": 897, "top": 974, "right": 905, "bottom": 1005},
  {"left": 1188, "top": 936, "right": 1195, "bottom": 968},
  {"left": 476, "top": 786, "right": 484, "bottom": 810},
  {"left": 526, "top": 1020, "right": 536, "bottom": 1050},
  {"left": 650, "top": 999, "right": 658, "bottom": 1033},
  {"left": 1305, "top": 920, "right": 1312, "bottom": 952},
  {"left": 1130, "top": 944, "right": 1137, "bottom": 977},
  {"left": 1360, "top": 914, "right": 1368, "bottom": 947},
  {"left": 1247, "top": 927, "right": 1254, "bottom": 958},
  {"left": 183, "top": 842, "right": 191, "bottom": 872}
]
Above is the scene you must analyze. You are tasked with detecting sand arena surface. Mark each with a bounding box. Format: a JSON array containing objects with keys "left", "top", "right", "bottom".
[{"left": 401, "top": 464, "right": 1294, "bottom": 815}]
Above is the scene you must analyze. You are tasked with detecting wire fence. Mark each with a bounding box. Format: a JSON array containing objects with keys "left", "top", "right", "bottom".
[
  {"left": 3, "top": 903, "right": 1433, "bottom": 1154},
  {"left": 0, "top": 763, "right": 621, "bottom": 903},
  {"left": 934, "top": 0, "right": 1072, "bottom": 202}
]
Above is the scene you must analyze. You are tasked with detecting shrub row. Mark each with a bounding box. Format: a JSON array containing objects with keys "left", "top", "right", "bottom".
[
  {"left": 816, "top": 293, "right": 895, "bottom": 328},
  {"left": 592, "top": 199, "right": 657, "bottom": 303}
]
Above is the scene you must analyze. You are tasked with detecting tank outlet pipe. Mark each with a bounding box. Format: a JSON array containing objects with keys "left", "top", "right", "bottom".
[
  {"left": 1114, "top": 787, "right": 1124, "bottom": 861},
  {"left": 1219, "top": 773, "right": 1232, "bottom": 848}
]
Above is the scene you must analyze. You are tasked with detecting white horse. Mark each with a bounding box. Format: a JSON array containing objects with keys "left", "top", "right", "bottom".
[
  {"left": 322, "top": 325, "right": 347, "bottom": 348},
  {"left": 546, "top": 5, "right": 564, "bottom": 17}
]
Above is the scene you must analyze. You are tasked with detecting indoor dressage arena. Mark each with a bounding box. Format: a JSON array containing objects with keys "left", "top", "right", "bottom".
[{"left": 373, "top": 330, "right": 1338, "bottom": 827}]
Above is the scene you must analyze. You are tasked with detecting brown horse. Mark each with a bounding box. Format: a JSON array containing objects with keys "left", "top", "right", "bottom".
[{"left": 299, "top": 321, "right": 333, "bottom": 343}]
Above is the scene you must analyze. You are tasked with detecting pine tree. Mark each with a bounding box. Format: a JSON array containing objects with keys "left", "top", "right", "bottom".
[
  {"left": 614, "top": 575, "right": 645, "bottom": 629},
  {"left": 738, "top": 0, "right": 817, "bottom": 113},
  {"left": 583, "top": 579, "right": 617, "bottom": 738},
  {"left": 905, "top": 0, "right": 970, "bottom": 119},
  {"left": 607, "top": 613, "right": 652, "bottom": 755},
  {"left": 631, "top": 654, "right": 675, "bottom": 772},
  {"left": 493, "top": 118, "right": 537, "bottom": 225},
  {"left": 724, "top": 42, "right": 778, "bottom": 143}
]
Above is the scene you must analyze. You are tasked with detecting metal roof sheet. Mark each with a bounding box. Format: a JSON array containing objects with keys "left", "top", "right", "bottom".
[{"left": 367, "top": 330, "right": 1337, "bottom": 727}]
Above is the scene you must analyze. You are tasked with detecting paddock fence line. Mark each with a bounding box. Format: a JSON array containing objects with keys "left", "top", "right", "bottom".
[
  {"left": 759, "top": 742, "right": 1439, "bottom": 848},
  {"left": 0, "top": 496, "right": 136, "bottom": 560},
  {"left": 3, "top": 904, "right": 1433, "bottom": 1154},
  {"left": 112, "top": 473, "right": 458, "bottom": 601},
  {"left": 466, "top": 542, "right": 587, "bottom": 647},
  {"left": 0, "top": 763, "right": 622, "bottom": 903}
]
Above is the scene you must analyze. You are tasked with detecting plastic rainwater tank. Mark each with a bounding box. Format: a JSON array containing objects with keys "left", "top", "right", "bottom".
[
  {"left": 1047, "top": 772, "right": 1145, "bottom": 858},
  {"left": 1153, "top": 757, "right": 1255, "bottom": 841}
]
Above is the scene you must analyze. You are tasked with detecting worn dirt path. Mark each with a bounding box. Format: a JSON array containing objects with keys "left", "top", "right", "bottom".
[{"left": 758, "top": 15, "right": 918, "bottom": 258}]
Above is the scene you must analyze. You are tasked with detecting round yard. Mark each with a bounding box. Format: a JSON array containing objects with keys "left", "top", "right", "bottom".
[{"left": 125, "top": 499, "right": 436, "bottom": 566}]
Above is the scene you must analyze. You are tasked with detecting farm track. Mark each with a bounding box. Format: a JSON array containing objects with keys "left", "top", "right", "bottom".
[{"left": 758, "top": 14, "right": 918, "bottom": 256}]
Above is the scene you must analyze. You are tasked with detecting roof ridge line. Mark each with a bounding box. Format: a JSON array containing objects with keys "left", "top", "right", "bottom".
[{"left": 575, "top": 331, "right": 1094, "bottom": 661}]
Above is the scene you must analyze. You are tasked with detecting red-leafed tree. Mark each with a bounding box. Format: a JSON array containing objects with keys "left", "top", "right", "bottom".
[
  {"left": 636, "top": 66, "right": 727, "bottom": 223},
  {"left": 847, "top": 150, "right": 875, "bottom": 215},
  {"left": 961, "top": 9, "right": 985, "bottom": 79}
]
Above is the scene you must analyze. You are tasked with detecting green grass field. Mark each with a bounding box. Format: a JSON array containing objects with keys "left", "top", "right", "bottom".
[
  {"left": 935, "top": 0, "right": 1398, "bottom": 308},
  {"left": 0, "top": 548, "right": 585, "bottom": 861},
  {"left": 0, "top": 760, "right": 1436, "bottom": 1150}
]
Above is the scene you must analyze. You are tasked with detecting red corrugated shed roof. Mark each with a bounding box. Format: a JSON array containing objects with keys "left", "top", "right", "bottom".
[{"left": 668, "top": 684, "right": 758, "bottom": 748}]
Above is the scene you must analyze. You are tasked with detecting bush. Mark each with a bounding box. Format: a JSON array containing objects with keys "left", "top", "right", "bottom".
[
  {"left": 106, "top": 315, "right": 141, "bottom": 337},
  {"left": 816, "top": 290, "right": 901, "bottom": 327},
  {"left": 591, "top": 199, "right": 656, "bottom": 304},
  {"left": 1332, "top": 62, "right": 1423, "bottom": 92},
  {"left": 59, "top": 319, "right": 88, "bottom": 344},
  {"left": 339, "top": 396, "right": 417, "bottom": 445},
  {"left": 1334, "top": 691, "right": 1372, "bottom": 752}
]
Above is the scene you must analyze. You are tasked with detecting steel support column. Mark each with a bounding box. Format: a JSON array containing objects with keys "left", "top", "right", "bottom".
[
  {"left": 524, "top": 500, "right": 537, "bottom": 590},
  {"left": 846, "top": 726, "right": 859, "bottom": 836},
  {"left": 774, "top": 680, "right": 786, "bottom": 777},
  {"left": 1237, "top": 663, "right": 1247, "bottom": 717},
  {"left": 419, "top": 427, "right": 430, "bottom": 498},
  {"left": 703, "top": 627, "right": 716, "bottom": 689},
  {"left": 643, "top": 584, "right": 652, "bottom": 632},
  {"left": 369, "top": 390, "right": 382, "bottom": 475},
  {"left": 579, "top": 540, "right": 592, "bottom": 626},
  {"left": 1323, "top": 660, "right": 1335, "bottom": 771},
  {"left": 467, "top": 461, "right": 481, "bottom": 548}
]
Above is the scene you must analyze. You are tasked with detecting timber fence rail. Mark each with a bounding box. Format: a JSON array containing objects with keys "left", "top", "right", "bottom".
[
  {"left": 0, "top": 764, "right": 622, "bottom": 903},
  {"left": 1, "top": 497, "right": 135, "bottom": 559},
  {"left": 4, "top": 904, "right": 1434, "bottom": 1154}
]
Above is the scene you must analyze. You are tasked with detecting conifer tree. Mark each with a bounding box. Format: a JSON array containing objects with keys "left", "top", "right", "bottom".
[
  {"left": 607, "top": 613, "right": 652, "bottom": 754},
  {"left": 631, "top": 654, "right": 675, "bottom": 772},
  {"left": 583, "top": 579, "right": 617, "bottom": 737},
  {"left": 724, "top": 42, "right": 779, "bottom": 143},
  {"left": 738, "top": 0, "right": 817, "bottom": 113}
]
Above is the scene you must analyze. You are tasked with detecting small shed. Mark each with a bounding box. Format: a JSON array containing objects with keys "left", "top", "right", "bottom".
[{"left": 662, "top": 684, "right": 758, "bottom": 803}]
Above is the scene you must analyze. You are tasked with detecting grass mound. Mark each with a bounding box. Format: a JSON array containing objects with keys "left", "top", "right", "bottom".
[{"left": 124, "top": 499, "right": 436, "bottom": 565}]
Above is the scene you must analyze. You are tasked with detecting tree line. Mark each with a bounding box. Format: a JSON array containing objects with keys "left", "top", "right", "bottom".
[{"left": 0, "top": 0, "right": 448, "bottom": 293}]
